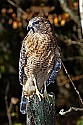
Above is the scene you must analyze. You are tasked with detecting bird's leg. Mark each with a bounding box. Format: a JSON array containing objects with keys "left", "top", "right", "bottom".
[
  {"left": 43, "top": 81, "right": 50, "bottom": 102},
  {"left": 33, "top": 77, "right": 43, "bottom": 101},
  {"left": 43, "top": 81, "right": 48, "bottom": 98}
]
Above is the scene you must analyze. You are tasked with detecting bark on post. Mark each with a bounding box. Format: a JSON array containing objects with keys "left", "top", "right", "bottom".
[{"left": 26, "top": 93, "right": 56, "bottom": 125}]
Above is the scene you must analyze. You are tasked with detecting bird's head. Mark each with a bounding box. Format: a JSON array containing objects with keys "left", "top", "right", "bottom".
[{"left": 27, "top": 17, "right": 53, "bottom": 33}]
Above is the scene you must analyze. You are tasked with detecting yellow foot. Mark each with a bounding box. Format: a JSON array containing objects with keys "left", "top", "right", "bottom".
[
  {"left": 36, "top": 89, "right": 43, "bottom": 101},
  {"left": 33, "top": 75, "right": 43, "bottom": 101},
  {"left": 43, "top": 81, "right": 48, "bottom": 98},
  {"left": 43, "top": 82, "right": 50, "bottom": 102}
]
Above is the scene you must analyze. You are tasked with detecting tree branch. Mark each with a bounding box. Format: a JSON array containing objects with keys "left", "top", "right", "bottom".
[
  {"left": 58, "top": 74, "right": 83, "bottom": 86},
  {"left": 59, "top": 0, "right": 79, "bottom": 24},
  {"left": 59, "top": 0, "right": 82, "bottom": 39},
  {"left": 59, "top": 107, "right": 83, "bottom": 115},
  {"left": 59, "top": 34, "right": 83, "bottom": 47},
  {"left": 62, "top": 62, "right": 83, "bottom": 105},
  {"left": 7, "top": 0, "right": 28, "bottom": 15},
  {"left": 79, "top": 0, "right": 83, "bottom": 35}
]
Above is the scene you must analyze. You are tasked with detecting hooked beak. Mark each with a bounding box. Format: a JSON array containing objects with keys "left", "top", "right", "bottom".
[
  {"left": 27, "top": 25, "right": 35, "bottom": 32},
  {"left": 27, "top": 25, "right": 32, "bottom": 32},
  {"left": 27, "top": 21, "right": 33, "bottom": 32}
]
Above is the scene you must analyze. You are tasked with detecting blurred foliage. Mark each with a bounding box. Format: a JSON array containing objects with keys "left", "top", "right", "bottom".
[
  {"left": 77, "top": 118, "right": 83, "bottom": 125},
  {"left": 0, "top": 0, "right": 83, "bottom": 125}
]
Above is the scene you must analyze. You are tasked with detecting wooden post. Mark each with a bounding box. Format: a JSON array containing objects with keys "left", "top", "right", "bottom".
[{"left": 26, "top": 93, "right": 56, "bottom": 125}]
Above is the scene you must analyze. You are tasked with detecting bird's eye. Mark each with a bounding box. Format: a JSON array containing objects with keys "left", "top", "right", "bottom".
[
  {"left": 35, "top": 20, "right": 39, "bottom": 24},
  {"left": 33, "top": 20, "right": 39, "bottom": 25}
]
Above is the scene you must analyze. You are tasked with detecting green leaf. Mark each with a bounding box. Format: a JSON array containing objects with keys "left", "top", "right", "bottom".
[
  {"left": 14, "top": 123, "right": 23, "bottom": 125},
  {"left": 76, "top": 119, "right": 83, "bottom": 125},
  {"left": 0, "top": 65, "right": 5, "bottom": 73}
]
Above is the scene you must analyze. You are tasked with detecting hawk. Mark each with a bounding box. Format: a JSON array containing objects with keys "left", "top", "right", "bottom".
[{"left": 19, "top": 17, "right": 61, "bottom": 105}]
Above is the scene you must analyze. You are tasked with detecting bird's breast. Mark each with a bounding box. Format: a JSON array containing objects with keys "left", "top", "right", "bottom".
[{"left": 24, "top": 33, "right": 55, "bottom": 80}]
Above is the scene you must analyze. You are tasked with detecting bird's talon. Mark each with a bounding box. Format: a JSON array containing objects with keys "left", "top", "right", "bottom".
[{"left": 36, "top": 90, "right": 43, "bottom": 101}]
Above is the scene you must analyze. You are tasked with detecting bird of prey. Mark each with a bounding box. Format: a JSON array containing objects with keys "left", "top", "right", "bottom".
[{"left": 19, "top": 17, "right": 61, "bottom": 105}]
